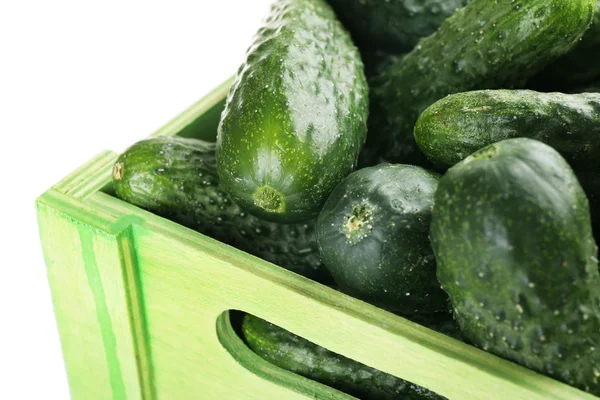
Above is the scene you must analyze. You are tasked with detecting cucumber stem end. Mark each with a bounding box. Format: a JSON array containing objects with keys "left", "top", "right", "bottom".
[{"left": 253, "top": 185, "right": 286, "bottom": 214}]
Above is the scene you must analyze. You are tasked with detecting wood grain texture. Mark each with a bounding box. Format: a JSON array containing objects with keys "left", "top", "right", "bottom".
[
  {"left": 129, "top": 212, "right": 597, "bottom": 400},
  {"left": 36, "top": 77, "right": 600, "bottom": 400},
  {"left": 54, "top": 150, "right": 118, "bottom": 199},
  {"left": 36, "top": 198, "right": 149, "bottom": 399}
]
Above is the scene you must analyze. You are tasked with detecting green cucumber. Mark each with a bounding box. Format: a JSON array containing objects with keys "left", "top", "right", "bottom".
[
  {"left": 414, "top": 90, "right": 600, "bottom": 170},
  {"left": 430, "top": 138, "right": 600, "bottom": 395},
  {"left": 217, "top": 0, "right": 368, "bottom": 223},
  {"left": 241, "top": 313, "right": 446, "bottom": 400},
  {"left": 413, "top": 89, "right": 600, "bottom": 235},
  {"left": 327, "top": 0, "right": 469, "bottom": 53},
  {"left": 112, "top": 136, "right": 331, "bottom": 283},
  {"left": 316, "top": 164, "right": 448, "bottom": 315},
  {"left": 361, "top": 0, "right": 596, "bottom": 166},
  {"left": 527, "top": 1, "right": 600, "bottom": 91}
]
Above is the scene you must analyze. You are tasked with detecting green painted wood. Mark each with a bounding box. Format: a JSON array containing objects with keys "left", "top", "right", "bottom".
[
  {"left": 36, "top": 199, "right": 151, "bottom": 400},
  {"left": 116, "top": 226, "right": 156, "bottom": 400},
  {"left": 129, "top": 214, "right": 596, "bottom": 400},
  {"left": 54, "top": 150, "right": 118, "bottom": 199},
  {"left": 215, "top": 311, "right": 355, "bottom": 399},
  {"left": 36, "top": 77, "right": 600, "bottom": 400}
]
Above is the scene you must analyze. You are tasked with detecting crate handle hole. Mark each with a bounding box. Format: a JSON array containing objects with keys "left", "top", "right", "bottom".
[{"left": 216, "top": 310, "right": 353, "bottom": 399}]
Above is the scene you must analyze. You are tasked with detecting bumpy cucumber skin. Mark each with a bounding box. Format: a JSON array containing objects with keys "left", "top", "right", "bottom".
[
  {"left": 316, "top": 164, "right": 448, "bottom": 315},
  {"left": 241, "top": 314, "right": 446, "bottom": 400},
  {"left": 217, "top": 0, "right": 368, "bottom": 223},
  {"left": 414, "top": 90, "right": 600, "bottom": 169},
  {"left": 362, "top": 0, "right": 597, "bottom": 167},
  {"left": 430, "top": 138, "right": 600, "bottom": 395},
  {"left": 112, "top": 136, "right": 331, "bottom": 283},
  {"left": 327, "top": 0, "right": 469, "bottom": 53},
  {"left": 528, "top": 1, "right": 600, "bottom": 91},
  {"left": 414, "top": 89, "right": 600, "bottom": 234}
]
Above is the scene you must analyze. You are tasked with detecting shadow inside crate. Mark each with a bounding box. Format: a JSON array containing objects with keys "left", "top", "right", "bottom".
[
  {"left": 218, "top": 310, "right": 451, "bottom": 400},
  {"left": 216, "top": 310, "right": 354, "bottom": 399}
]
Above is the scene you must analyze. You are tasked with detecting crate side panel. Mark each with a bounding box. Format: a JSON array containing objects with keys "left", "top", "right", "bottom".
[
  {"left": 132, "top": 227, "right": 597, "bottom": 400},
  {"left": 37, "top": 200, "right": 148, "bottom": 400},
  {"left": 131, "top": 227, "right": 313, "bottom": 399},
  {"left": 37, "top": 202, "right": 112, "bottom": 399}
]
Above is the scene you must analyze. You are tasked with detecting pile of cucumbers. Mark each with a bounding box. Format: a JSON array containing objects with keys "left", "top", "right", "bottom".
[{"left": 112, "top": 0, "right": 600, "bottom": 398}]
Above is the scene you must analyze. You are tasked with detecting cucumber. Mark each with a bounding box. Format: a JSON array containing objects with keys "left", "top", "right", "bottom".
[
  {"left": 327, "top": 0, "right": 469, "bottom": 53},
  {"left": 217, "top": 0, "right": 368, "bottom": 223},
  {"left": 414, "top": 90, "right": 600, "bottom": 170},
  {"left": 527, "top": 0, "right": 600, "bottom": 92},
  {"left": 316, "top": 164, "right": 448, "bottom": 315},
  {"left": 241, "top": 313, "right": 446, "bottom": 400},
  {"left": 413, "top": 89, "right": 600, "bottom": 235},
  {"left": 112, "top": 136, "right": 331, "bottom": 283},
  {"left": 361, "top": 0, "right": 597, "bottom": 166},
  {"left": 430, "top": 138, "right": 600, "bottom": 395}
]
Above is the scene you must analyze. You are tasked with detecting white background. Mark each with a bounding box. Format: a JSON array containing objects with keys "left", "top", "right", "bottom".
[{"left": 1, "top": 1, "right": 273, "bottom": 398}]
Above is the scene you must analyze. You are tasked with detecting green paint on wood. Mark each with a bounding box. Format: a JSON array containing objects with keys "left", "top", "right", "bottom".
[
  {"left": 35, "top": 202, "right": 55, "bottom": 270},
  {"left": 37, "top": 76, "right": 600, "bottom": 400},
  {"left": 110, "top": 215, "right": 147, "bottom": 236},
  {"left": 216, "top": 311, "right": 351, "bottom": 399},
  {"left": 77, "top": 225, "right": 127, "bottom": 399},
  {"left": 116, "top": 227, "right": 157, "bottom": 400}
]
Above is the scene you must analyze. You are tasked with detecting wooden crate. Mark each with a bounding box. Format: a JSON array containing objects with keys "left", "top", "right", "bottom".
[{"left": 36, "top": 78, "right": 598, "bottom": 400}]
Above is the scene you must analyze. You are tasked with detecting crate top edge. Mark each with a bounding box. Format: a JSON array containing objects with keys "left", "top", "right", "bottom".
[{"left": 41, "top": 76, "right": 234, "bottom": 202}]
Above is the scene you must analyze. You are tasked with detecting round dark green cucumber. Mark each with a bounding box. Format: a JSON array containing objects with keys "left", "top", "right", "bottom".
[
  {"left": 430, "top": 138, "right": 600, "bottom": 396},
  {"left": 217, "top": 0, "right": 369, "bottom": 223},
  {"left": 326, "top": 0, "right": 469, "bottom": 53},
  {"left": 112, "top": 136, "right": 331, "bottom": 283},
  {"left": 527, "top": 0, "right": 600, "bottom": 92},
  {"left": 241, "top": 313, "right": 446, "bottom": 400},
  {"left": 316, "top": 164, "right": 448, "bottom": 315},
  {"left": 414, "top": 89, "right": 600, "bottom": 236},
  {"left": 361, "top": 0, "right": 597, "bottom": 167}
]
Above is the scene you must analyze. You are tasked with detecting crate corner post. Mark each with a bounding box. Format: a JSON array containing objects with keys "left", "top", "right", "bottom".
[{"left": 36, "top": 184, "right": 153, "bottom": 400}]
